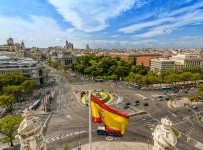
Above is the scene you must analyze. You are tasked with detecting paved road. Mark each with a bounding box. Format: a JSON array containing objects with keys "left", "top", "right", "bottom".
[{"left": 44, "top": 70, "right": 203, "bottom": 150}]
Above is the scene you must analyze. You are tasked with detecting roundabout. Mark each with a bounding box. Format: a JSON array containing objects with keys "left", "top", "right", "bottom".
[{"left": 81, "top": 90, "right": 114, "bottom": 105}]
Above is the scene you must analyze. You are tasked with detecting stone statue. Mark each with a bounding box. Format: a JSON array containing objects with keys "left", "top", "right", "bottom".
[
  {"left": 16, "top": 109, "right": 47, "bottom": 150},
  {"left": 152, "top": 118, "right": 177, "bottom": 150}
]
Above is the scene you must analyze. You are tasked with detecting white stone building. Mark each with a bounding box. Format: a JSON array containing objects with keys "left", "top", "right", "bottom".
[
  {"left": 170, "top": 54, "right": 203, "bottom": 70},
  {"left": 150, "top": 58, "right": 175, "bottom": 71},
  {"left": 0, "top": 53, "right": 47, "bottom": 85}
]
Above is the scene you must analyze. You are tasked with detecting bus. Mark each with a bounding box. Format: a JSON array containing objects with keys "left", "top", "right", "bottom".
[
  {"left": 29, "top": 100, "right": 41, "bottom": 110},
  {"left": 97, "top": 126, "right": 121, "bottom": 137},
  {"left": 160, "top": 87, "right": 173, "bottom": 92},
  {"left": 95, "top": 79, "right": 104, "bottom": 82}
]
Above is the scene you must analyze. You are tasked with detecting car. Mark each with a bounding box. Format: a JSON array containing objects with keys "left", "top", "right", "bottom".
[
  {"left": 143, "top": 97, "right": 148, "bottom": 100},
  {"left": 184, "top": 91, "right": 188, "bottom": 94},
  {"left": 135, "top": 100, "right": 140, "bottom": 103},
  {"left": 125, "top": 102, "right": 131, "bottom": 105},
  {"left": 134, "top": 103, "right": 140, "bottom": 106},
  {"left": 165, "top": 97, "right": 170, "bottom": 101},
  {"left": 158, "top": 98, "right": 163, "bottom": 101},
  {"left": 193, "top": 106, "right": 198, "bottom": 109},
  {"left": 97, "top": 126, "right": 120, "bottom": 137},
  {"left": 143, "top": 103, "right": 149, "bottom": 106},
  {"left": 158, "top": 96, "right": 163, "bottom": 98},
  {"left": 124, "top": 105, "right": 129, "bottom": 109},
  {"left": 162, "top": 91, "right": 168, "bottom": 94}
]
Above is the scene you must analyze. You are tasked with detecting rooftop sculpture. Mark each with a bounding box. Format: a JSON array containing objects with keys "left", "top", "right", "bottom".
[
  {"left": 16, "top": 109, "right": 47, "bottom": 150},
  {"left": 152, "top": 118, "right": 177, "bottom": 150}
]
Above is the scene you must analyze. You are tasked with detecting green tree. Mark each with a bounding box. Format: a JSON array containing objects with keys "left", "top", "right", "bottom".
[
  {"left": 164, "top": 74, "right": 181, "bottom": 84},
  {"left": 21, "top": 80, "right": 36, "bottom": 95},
  {"left": 0, "top": 73, "right": 26, "bottom": 91},
  {"left": 2, "top": 86, "right": 22, "bottom": 100},
  {"left": 0, "top": 95, "right": 15, "bottom": 112},
  {"left": 142, "top": 76, "right": 151, "bottom": 87},
  {"left": 0, "top": 115, "right": 22, "bottom": 147},
  {"left": 134, "top": 74, "right": 143, "bottom": 84},
  {"left": 45, "top": 67, "right": 51, "bottom": 74},
  {"left": 180, "top": 72, "right": 193, "bottom": 84},
  {"left": 191, "top": 73, "right": 202, "bottom": 83},
  {"left": 197, "top": 84, "right": 203, "bottom": 97},
  {"left": 183, "top": 66, "right": 201, "bottom": 73}
]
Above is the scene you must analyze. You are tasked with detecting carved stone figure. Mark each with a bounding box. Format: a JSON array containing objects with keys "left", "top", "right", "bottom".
[
  {"left": 152, "top": 118, "right": 177, "bottom": 150},
  {"left": 16, "top": 109, "right": 47, "bottom": 150}
]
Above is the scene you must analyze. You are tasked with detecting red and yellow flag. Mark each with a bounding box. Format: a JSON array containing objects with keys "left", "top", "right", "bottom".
[{"left": 91, "top": 95, "right": 129, "bottom": 136}]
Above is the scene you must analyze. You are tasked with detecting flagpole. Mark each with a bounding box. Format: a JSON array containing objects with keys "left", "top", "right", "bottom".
[{"left": 88, "top": 90, "right": 92, "bottom": 150}]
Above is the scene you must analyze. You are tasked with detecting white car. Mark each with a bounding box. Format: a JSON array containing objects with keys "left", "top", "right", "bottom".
[
  {"left": 143, "top": 97, "right": 148, "bottom": 100},
  {"left": 158, "top": 98, "right": 163, "bottom": 101}
]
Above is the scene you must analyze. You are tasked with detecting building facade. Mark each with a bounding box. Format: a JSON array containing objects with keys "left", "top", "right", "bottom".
[
  {"left": 0, "top": 37, "right": 25, "bottom": 52},
  {"left": 135, "top": 54, "right": 162, "bottom": 67},
  {"left": 0, "top": 54, "right": 46, "bottom": 85},
  {"left": 49, "top": 50, "right": 78, "bottom": 67},
  {"left": 170, "top": 54, "right": 203, "bottom": 69},
  {"left": 150, "top": 58, "right": 175, "bottom": 71}
]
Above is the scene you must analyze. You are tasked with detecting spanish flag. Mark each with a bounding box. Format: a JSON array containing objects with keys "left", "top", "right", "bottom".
[{"left": 91, "top": 95, "right": 129, "bottom": 136}]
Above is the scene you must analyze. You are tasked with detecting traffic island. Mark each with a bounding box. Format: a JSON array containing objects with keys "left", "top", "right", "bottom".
[
  {"left": 81, "top": 90, "right": 114, "bottom": 105},
  {"left": 171, "top": 127, "right": 181, "bottom": 138}
]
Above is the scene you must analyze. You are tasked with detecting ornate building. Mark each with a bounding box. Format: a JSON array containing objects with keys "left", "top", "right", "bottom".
[
  {"left": 0, "top": 37, "right": 25, "bottom": 52},
  {"left": 64, "top": 40, "right": 74, "bottom": 50},
  {"left": 0, "top": 53, "right": 47, "bottom": 85}
]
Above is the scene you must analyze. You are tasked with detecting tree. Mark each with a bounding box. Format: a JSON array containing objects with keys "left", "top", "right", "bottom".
[
  {"left": 134, "top": 74, "right": 143, "bottom": 84},
  {"left": 2, "top": 86, "right": 22, "bottom": 100},
  {"left": 0, "top": 115, "right": 22, "bottom": 147},
  {"left": 0, "top": 95, "right": 15, "bottom": 112},
  {"left": 183, "top": 66, "right": 201, "bottom": 73},
  {"left": 191, "top": 73, "right": 202, "bottom": 83},
  {"left": 197, "top": 84, "right": 203, "bottom": 97},
  {"left": 21, "top": 80, "right": 36, "bottom": 95},
  {"left": 45, "top": 67, "right": 51, "bottom": 74},
  {"left": 164, "top": 74, "right": 181, "bottom": 84},
  {"left": 180, "top": 72, "right": 193, "bottom": 84},
  {"left": 0, "top": 73, "right": 26, "bottom": 91}
]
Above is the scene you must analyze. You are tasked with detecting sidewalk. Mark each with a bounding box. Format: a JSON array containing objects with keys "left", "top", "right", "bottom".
[
  {"left": 72, "top": 141, "right": 151, "bottom": 150},
  {"left": 167, "top": 97, "right": 201, "bottom": 108}
]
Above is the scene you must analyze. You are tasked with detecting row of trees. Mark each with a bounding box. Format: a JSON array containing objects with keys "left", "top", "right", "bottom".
[
  {"left": 0, "top": 73, "right": 36, "bottom": 112},
  {"left": 72, "top": 54, "right": 203, "bottom": 84},
  {"left": 125, "top": 72, "right": 202, "bottom": 86},
  {"left": 0, "top": 73, "right": 37, "bottom": 147},
  {"left": 47, "top": 60, "right": 66, "bottom": 71},
  {"left": 72, "top": 55, "right": 149, "bottom": 80}
]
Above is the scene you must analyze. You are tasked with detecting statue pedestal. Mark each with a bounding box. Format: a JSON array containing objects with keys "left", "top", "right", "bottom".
[
  {"left": 152, "top": 118, "right": 177, "bottom": 150},
  {"left": 16, "top": 110, "right": 47, "bottom": 150}
]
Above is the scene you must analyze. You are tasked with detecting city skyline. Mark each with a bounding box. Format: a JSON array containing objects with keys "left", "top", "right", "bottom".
[{"left": 0, "top": 0, "right": 203, "bottom": 48}]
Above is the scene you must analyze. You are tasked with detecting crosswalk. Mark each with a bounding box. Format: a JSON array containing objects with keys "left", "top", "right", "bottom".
[
  {"left": 14, "top": 130, "right": 88, "bottom": 144},
  {"left": 45, "top": 130, "right": 87, "bottom": 143},
  {"left": 129, "top": 116, "right": 158, "bottom": 129}
]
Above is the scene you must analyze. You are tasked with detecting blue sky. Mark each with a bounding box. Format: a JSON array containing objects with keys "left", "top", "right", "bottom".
[{"left": 0, "top": 0, "right": 203, "bottom": 48}]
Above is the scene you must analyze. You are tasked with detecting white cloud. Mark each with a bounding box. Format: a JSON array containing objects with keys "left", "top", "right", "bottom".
[
  {"left": 0, "top": 15, "right": 91, "bottom": 48},
  {"left": 110, "top": 35, "right": 120, "bottom": 38},
  {"left": 134, "top": 10, "right": 203, "bottom": 38},
  {"left": 119, "top": 1, "right": 203, "bottom": 34},
  {"left": 48, "top": 0, "right": 137, "bottom": 32}
]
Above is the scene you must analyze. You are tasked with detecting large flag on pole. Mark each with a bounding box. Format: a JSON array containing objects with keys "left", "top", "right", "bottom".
[{"left": 91, "top": 95, "right": 129, "bottom": 136}]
